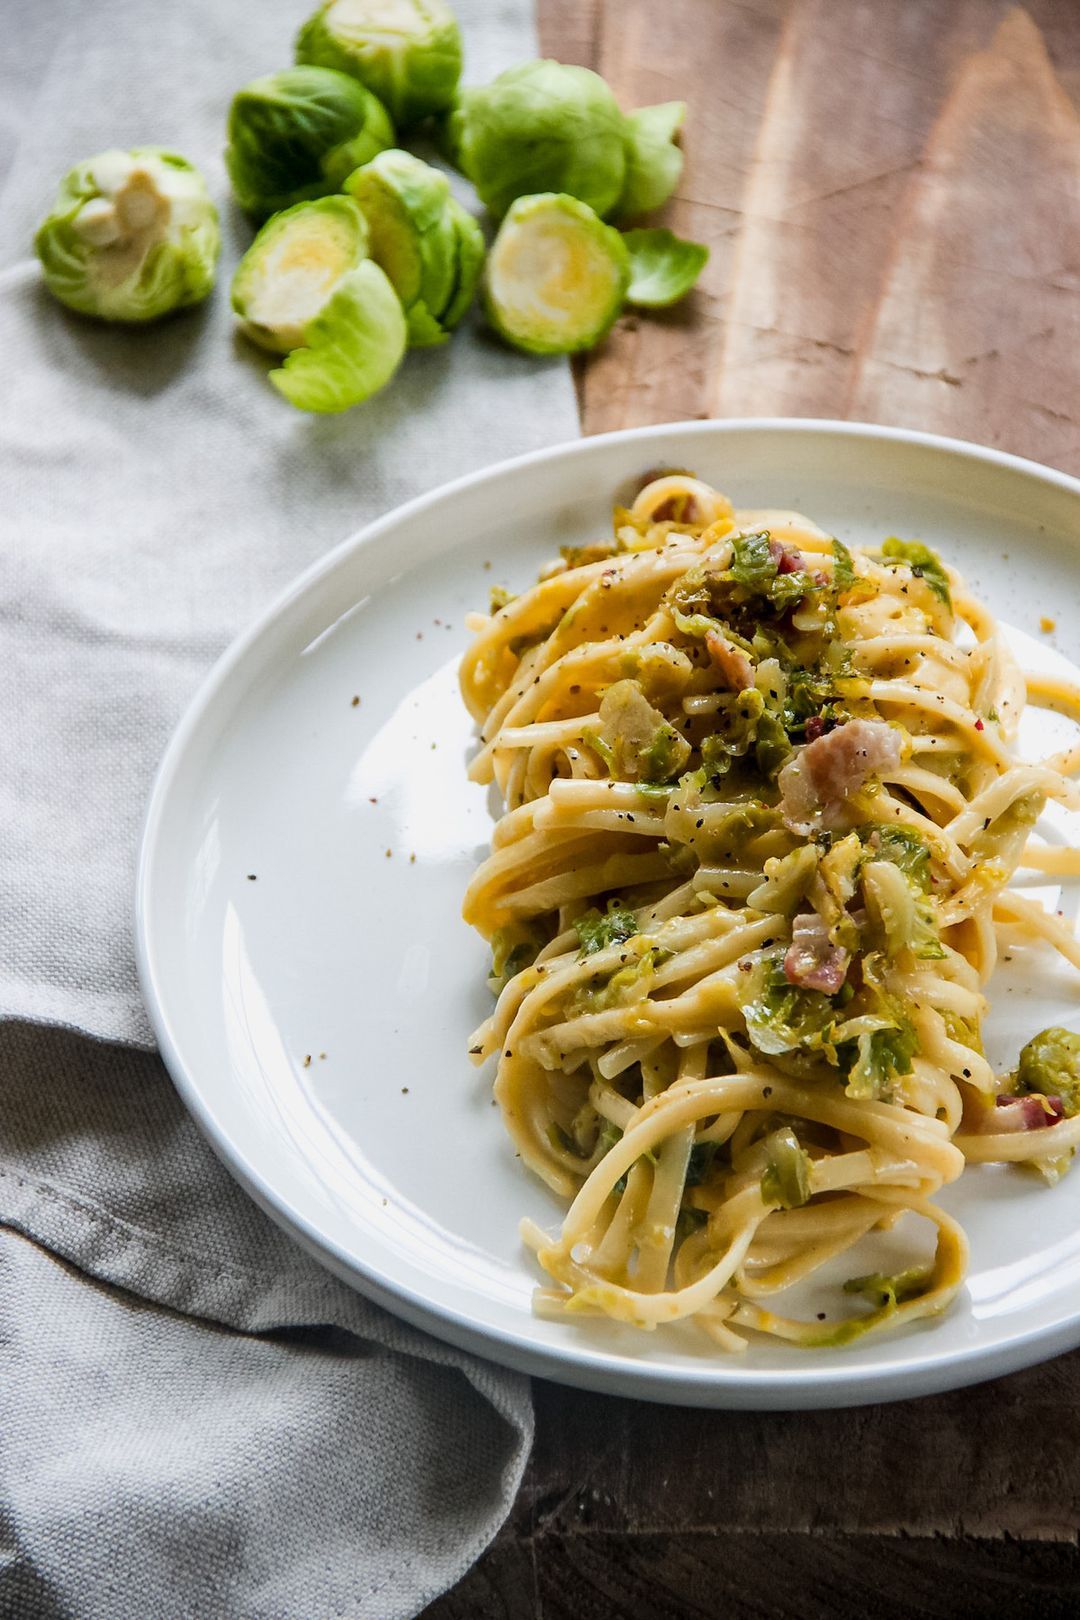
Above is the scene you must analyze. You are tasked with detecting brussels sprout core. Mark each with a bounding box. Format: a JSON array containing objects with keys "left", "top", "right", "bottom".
[
  {"left": 35, "top": 148, "right": 220, "bottom": 322},
  {"left": 232, "top": 196, "right": 406, "bottom": 411},
  {"left": 297, "top": 0, "right": 463, "bottom": 129},
  {"left": 483, "top": 192, "right": 629, "bottom": 356}
]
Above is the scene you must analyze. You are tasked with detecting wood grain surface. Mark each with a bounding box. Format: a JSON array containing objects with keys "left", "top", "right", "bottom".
[{"left": 426, "top": 4, "right": 1080, "bottom": 1614}]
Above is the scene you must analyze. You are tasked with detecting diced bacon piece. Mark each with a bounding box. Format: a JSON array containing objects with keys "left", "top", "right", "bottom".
[
  {"left": 705, "top": 630, "right": 754, "bottom": 691},
  {"left": 769, "top": 538, "right": 808, "bottom": 574},
  {"left": 778, "top": 718, "right": 902, "bottom": 834},
  {"left": 783, "top": 912, "right": 850, "bottom": 994},
  {"left": 991, "top": 1094, "right": 1065, "bottom": 1131}
]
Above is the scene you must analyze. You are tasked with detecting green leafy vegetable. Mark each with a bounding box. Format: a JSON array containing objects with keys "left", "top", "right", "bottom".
[
  {"left": 861, "top": 857, "right": 944, "bottom": 961},
  {"left": 728, "top": 531, "right": 814, "bottom": 613},
  {"left": 878, "top": 537, "right": 952, "bottom": 610},
  {"left": 740, "top": 957, "right": 838, "bottom": 1059},
  {"left": 840, "top": 1021, "right": 918, "bottom": 1101},
  {"left": 616, "top": 101, "right": 685, "bottom": 219},
  {"left": 231, "top": 197, "right": 406, "bottom": 411},
  {"left": 623, "top": 227, "right": 708, "bottom": 308},
  {"left": 35, "top": 148, "right": 219, "bottom": 322},
  {"left": 699, "top": 690, "right": 765, "bottom": 776},
  {"left": 760, "top": 1126, "right": 812, "bottom": 1209},
  {"left": 345, "top": 148, "right": 483, "bottom": 344},
  {"left": 226, "top": 66, "right": 394, "bottom": 220},
  {"left": 571, "top": 947, "right": 669, "bottom": 1014},
  {"left": 753, "top": 708, "right": 792, "bottom": 779},
  {"left": 488, "top": 923, "right": 546, "bottom": 993},
  {"left": 844, "top": 1264, "right": 932, "bottom": 1309},
  {"left": 574, "top": 901, "right": 639, "bottom": 958},
  {"left": 483, "top": 192, "right": 630, "bottom": 356},
  {"left": 971, "top": 792, "right": 1044, "bottom": 859},
  {"left": 831, "top": 538, "right": 856, "bottom": 592},
  {"left": 861, "top": 825, "right": 933, "bottom": 891},
  {"left": 747, "top": 846, "right": 820, "bottom": 915},
  {"left": 595, "top": 679, "right": 690, "bottom": 782},
  {"left": 1015, "top": 1026, "right": 1080, "bottom": 1116},
  {"left": 295, "top": 0, "right": 462, "bottom": 130},
  {"left": 685, "top": 1141, "right": 718, "bottom": 1187}
]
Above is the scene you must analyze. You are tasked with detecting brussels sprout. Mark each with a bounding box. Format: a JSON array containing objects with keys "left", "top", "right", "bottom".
[
  {"left": 624, "top": 227, "right": 708, "bottom": 307},
  {"left": 617, "top": 101, "right": 685, "bottom": 220},
  {"left": 226, "top": 66, "right": 394, "bottom": 219},
  {"left": 296, "top": 0, "right": 462, "bottom": 130},
  {"left": 447, "top": 60, "right": 684, "bottom": 222},
  {"left": 483, "top": 193, "right": 629, "bottom": 356},
  {"left": 344, "top": 148, "right": 483, "bottom": 344},
  {"left": 34, "top": 148, "right": 219, "bottom": 322},
  {"left": 231, "top": 195, "right": 406, "bottom": 412},
  {"left": 449, "top": 61, "right": 626, "bottom": 219}
]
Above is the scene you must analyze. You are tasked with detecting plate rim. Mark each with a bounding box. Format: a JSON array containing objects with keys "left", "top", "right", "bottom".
[{"left": 135, "top": 416, "right": 1080, "bottom": 1408}]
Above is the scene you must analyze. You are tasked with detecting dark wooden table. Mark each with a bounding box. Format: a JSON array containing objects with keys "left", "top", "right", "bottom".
[{"left": 427, "top": 4, "right": 1080, "bottom": 1612}]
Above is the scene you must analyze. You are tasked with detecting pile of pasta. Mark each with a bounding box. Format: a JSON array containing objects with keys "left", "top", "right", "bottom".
[{"left": 459, "top": 473, "right": 1080, "bottom": 1350}]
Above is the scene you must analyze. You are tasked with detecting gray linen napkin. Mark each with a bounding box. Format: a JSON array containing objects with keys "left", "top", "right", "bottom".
[{"left": 0, "top": 0, "right": 580, "bottom": 1614}]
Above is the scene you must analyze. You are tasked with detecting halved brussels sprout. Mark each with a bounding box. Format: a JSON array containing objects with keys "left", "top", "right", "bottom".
[
  {"left": 446, "top": 60, "right": 683, "bottom": 222},
  {"left": 226, "top": 66, "right": 394, "bottom": 219},
  {"left": 344, "top": 148, "right": 483, "bottom": 344},
  {"left": 296, "top": 0, "right": 462, "bottom": 130},
  {"left": 624, "top": 227, "right": 708, "bottom": 307},
  {"left": 231, "top": 195, "right": 406, "bottom": 412},
  {"left": 483, "top": 192, "right": 629, "bottom": 356},
  {"left": 617, "top": 102, "right": 685, "bottom": 220},
  {"left": 34, "top": 148, "right": 219, "bottom": 322}
]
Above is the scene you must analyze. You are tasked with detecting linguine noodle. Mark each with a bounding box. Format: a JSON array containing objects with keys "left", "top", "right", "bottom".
[{"left": 459, "top": 472, "right": 1080, "bottom": 1351}]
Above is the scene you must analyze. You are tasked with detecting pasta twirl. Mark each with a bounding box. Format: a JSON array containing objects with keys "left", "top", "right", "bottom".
[{"left": 460, "top": 473, "right": 1080, "bottom": 1350}]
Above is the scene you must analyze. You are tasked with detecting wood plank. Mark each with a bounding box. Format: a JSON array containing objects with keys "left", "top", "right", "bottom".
[
  {"left": 425, "top": 1529, "right": 1080, "bottom": 1619},
  {"left": 539, "top": 0, "right": 1080, "bottom": 472}
]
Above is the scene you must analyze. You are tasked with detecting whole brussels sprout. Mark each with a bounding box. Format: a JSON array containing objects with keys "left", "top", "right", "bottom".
[
  {"left": 226, "top": 66, "right": 394, "bottom": 219},
  {"left": 447, "top": 61, "right": 625, "bottom": 219},
  {"left": 296, "top": 0, "right": 462, "bottom": 131},
  {"left": 483, "top": 192, "right": 629, "bottom": 356},
  {"left": 34, "top": 148, "right": 219, "bottom": 322},
  {"left": 445, "top": 61, "right": 685, "bottom": 222},
  {"left": 231, "top": 195, "right": 406, "bottom": 412},
  {"left": 344, "top": 149, "right": 483, "bottom": 344}
]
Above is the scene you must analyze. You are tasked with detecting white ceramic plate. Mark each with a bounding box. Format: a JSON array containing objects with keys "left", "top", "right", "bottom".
[{"left": 137, "top": 420, "right": 1080, "bottom": 1409}]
